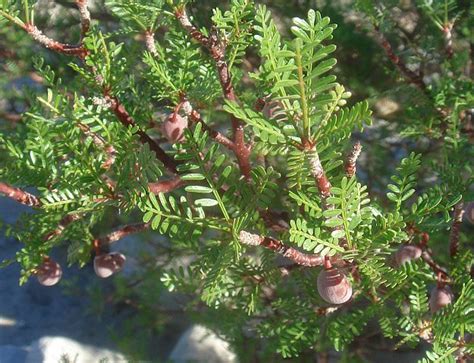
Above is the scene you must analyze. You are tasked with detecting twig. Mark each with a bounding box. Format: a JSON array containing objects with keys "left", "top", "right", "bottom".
[
  {"left": 76, "top": 0, "right": 91, "bottom": 39},
  {"left": 94, "top": 222, "right": 150, "bottom": 248},
  {"left": 442, "top": 22, "right": 454, "bottom": 59},
  {"left": 144, "top": 29, "right": 158, "bottom": 56},
  {"left": 148, "top": 177, "right": 185, "bottom": 194},
  {"left": 43, "top": 213, "right": 81, "bottom": 242},
  {"left": 24, "top": 24, "right": 87, "bottom": 58},
  {"left": 103, "top": 93, "right": 179, "bottom": 174},
  {"left": 308, "top": 147, "right": 332, "bottom": 204},
  {"left": 373, "top": 25, "right": 429, "bottom": 97},
  {"left": 345, "top": 141, "right": 362, "bottom": 178},
  {"left": 0, "top": 182, "right": 41, "bottom": 207},
  {"left": 175, "top": 6, "right": 251, "bottom": 180},
  {"left": 239, "top": 230, "right": 326, "bottom": 267},
  {"left": 181, "top": 99, "right": 235, "bottom": 150},
  {"left": 449, "top": 202, "right": 464, "bottom": 258},
  {"left": 76, "top": 122, "right": 116, "bottom": 170}
]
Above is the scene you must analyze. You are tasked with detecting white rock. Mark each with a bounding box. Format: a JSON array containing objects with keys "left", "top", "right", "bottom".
[
  {"left": 25, "top": 336, "right": 127, "bottom": 363},
  {"left": 168, "top": 325, "right": 236, "bottom": 363}
]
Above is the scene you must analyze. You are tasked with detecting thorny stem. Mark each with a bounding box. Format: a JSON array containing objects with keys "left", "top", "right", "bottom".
[{"left": 175, "top": 6, "right": 251, "bottom": 180}]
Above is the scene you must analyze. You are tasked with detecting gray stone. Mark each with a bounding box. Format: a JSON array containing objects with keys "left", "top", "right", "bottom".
[
  {"left": 25, "top": 336, "right": 127, "bottom": 363},
  {"left": 168, "top": 325, "right": 236, "bottom": 363},
  {"left": 0, "top": 345, "right": 28, "bottom": 363}
]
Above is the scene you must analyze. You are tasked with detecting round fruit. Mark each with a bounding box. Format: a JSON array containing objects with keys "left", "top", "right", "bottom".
[
  {"left": 464, "top": 202, "right": 474, "bottom": 224},
  {"left": 317, "top": 267, "right": 352, "bottom": 304},
  {"left": 162, "top": 113, "right": 188, "bottom": 143},
  {"left": 36, "top": 259, "right": 62, "bottom": 286},
  {"left": 394, "top": 244, "right": 422, "bottom": 266},
  {"left": 93, "top": 252, "right": 126, "bottom": 278},
  {"left": 429, "top": 286, "right": 453, "bottom": 313}
]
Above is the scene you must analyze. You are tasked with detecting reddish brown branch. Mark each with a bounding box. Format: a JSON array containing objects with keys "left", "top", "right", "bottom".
[
  {"left": 449, "top": 202, "right": 464, "bottom": 258},
  {"left": 94, "top": 222, "right": 150, "bottom": 247},
  {"left": 103, "top": 93, "right": 178, "bottom": 174},
  {"left": 345, "top": 141, "right": 362, "bottom": 178},
  {"left": 76, "top": 0, "right": 91, "bottom": 39},
  {"left": 148, "top": 177, "right": 185, "bottom": 194},
  {"left": 0, "top": 182, "right": 41, "bottom": 207},
  {"left": 181, "top": 100, "right": 235, "bottom": 150},
  {"left": 175, "top": 6, "right": 251, "bottom": 180},
  {"left": 43, "top": 214, "right": 81, "bottom": 242},
  {"left": 308, "top": 147, "right": 332, "bottom": 204},
  {"left": 373, "top": 25, "right": 429, "bottom": 97},
  {"left": 24, "top": 24, "right": 87, "bottom": 58},
  {"left": 239, "top": 230, "right": 325, "bottom": 267}
]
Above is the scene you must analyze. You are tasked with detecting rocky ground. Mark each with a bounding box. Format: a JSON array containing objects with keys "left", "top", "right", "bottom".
[{"left": 0, "top": 196, "right": 236, "bottom": 363}]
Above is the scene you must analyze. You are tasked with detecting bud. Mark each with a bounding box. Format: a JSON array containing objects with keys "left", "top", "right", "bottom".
[
  {"left": 94, "top": 252, "right": 126, "bottom": 278},
  {"left": 317, "top": 267, "right": 352, "bottom": 304},
  {"left": 429, "top": 286, "right": 453, "bottom": 313},
  {"left": 162, "top": 113, "right": 188, "bottom": 143},
  {"left": 394, "top": 244, "right": 422, "bottom": 267},
  {"left": 36, "top": 259, "right": 62, "bottom": 286}
]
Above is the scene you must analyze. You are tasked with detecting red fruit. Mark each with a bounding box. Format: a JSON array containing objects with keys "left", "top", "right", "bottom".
[
  {"left": 36, "top": 259, "right": 62, "bottom": 286},
  {"left": 394, "top": 244, "right": 422, "bottom": 266},
  {"left": 162, "top": 113, "right": 188, "bottom": 143},
  {"left": 317, "top": 267, "right": 352, "bottom": 304},
  {"left": 464, "top": 202, "right": 474, "bottom": 224},
  {"left": 429, "top": 286, "right": 453, "bottom": 313},
  {"left": 93, "top": 252, "right": 126, "bottom": 278}
]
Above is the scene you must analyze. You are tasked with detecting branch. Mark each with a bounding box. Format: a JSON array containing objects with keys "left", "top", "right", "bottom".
[
  {"left": 181, "top": 99, "right": 235, "bottom": 150},
  {"left": 449, "top": 202, "right": 464, "bottom": 258},
  {"left": 0, "top": 182, "right": 41, "bottom": 207},
  {"left": 148, "top": 177, "right": 185, "bottom": 194},
  {"left": 345, "top": 141, "right": 362, "bottom": 178},
  {"left": 239, "top": 230, "right": 326, "bottom": 267},
  {"left": 43, "top": 213, "right": 81, "bottom": 242},
  {"left": 103, "top": 93, "right": 179, "bottom": 174},
  {"left": 76, "top": 122, "right": 116, "bottom": 170},
  {"left": 373, "top": 25, "right": 429, "bottom": 97},
  {"left": 144, "top": 29, "right": 158, "bottom": 56},
  {"left": 94, "top": 222, "right": 150, "bottom": 248},
  {"left": 175, "top": 6, "right": 251, "bottom": 180},
  {"left": 442, "top": 22, "right": 454, "bottom": 59},
  {"left": 24, "top": 24, "right": 87, "bottom": 58},
  {"left": 308, "top": 147, "right": 332, "bottom": 204},
  {"left": 76, "top": 0, "right": 91, "bottom": 39}
]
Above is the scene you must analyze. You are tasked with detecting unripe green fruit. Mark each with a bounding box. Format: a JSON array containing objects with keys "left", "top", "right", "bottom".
[
  {"left": 93, "top": 252, "right": 126, "bottom": 278},
  {"left": 36, "top": 259, "right": 62, "bottom": 286},
  {"left": 162, "top": 113, "right": 188, "bottom": 143},
  {"left": 429, "top": 286, "right": 453, "bottom": 313},
  {"left": 317, "top": 267, "right": 352, "bottom": 304},
  {"left": 394, "top": 244, "right": 422, "bottom": 266}
]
